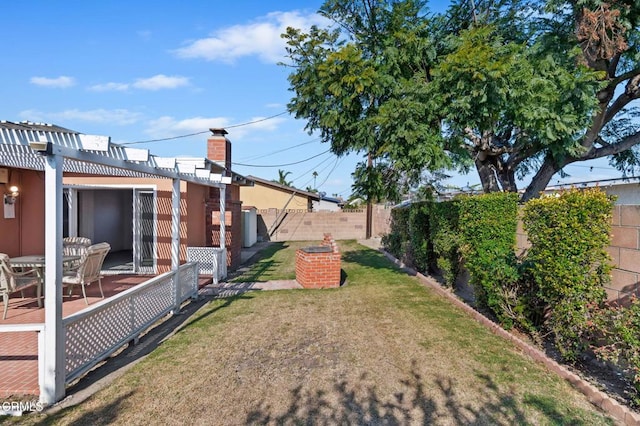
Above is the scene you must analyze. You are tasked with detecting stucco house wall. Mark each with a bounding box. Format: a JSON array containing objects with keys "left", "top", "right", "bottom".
[
  {"left": 0, "top": 168, "right": 45, "bottom": 257},
  {"left": 240, "top": 176, "right": 318, "bottom": 212}
]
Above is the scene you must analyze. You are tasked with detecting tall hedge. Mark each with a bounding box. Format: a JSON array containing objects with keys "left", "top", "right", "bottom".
[
  {"left": 383, "top": 206, "right": 410, "bottom": 261},
  {"left": 522, "top": 188, "right": 614, "bottom": 361},
  {"left": 429, "top": 200, "right": 461, "bottom": 286},
  {"left": 458, "top": 193, "right": 520, "bottom": 326},
  {"left": 408, "top": 202, "right": 431, "bottom": 273}
]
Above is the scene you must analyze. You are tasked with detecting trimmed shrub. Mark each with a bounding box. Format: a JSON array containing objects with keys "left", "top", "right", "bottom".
[
  {"left": 382, "top": 206, "right": 410, "bottom": 260},
  {"left": 429, "top": 200, "right": 461, "bottom": 287},
  {"left": 522, "top": 188, "right": 614, "bottom": 361},
  {"left": 408, "top": 201, "right": 431, "bottom": 273},
  {"left": 590, "top": 297, "right": 640, "bottom": 407},
  {"left": 458, "top": 193, "right": 520, "bottom": 326}
]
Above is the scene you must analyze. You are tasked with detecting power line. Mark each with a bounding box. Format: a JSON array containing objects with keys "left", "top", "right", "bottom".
[
  {"left": 237, "top": 138, "right": 321, "bottom": 162},
  {"left": 232, "top": 149, "right": 331, "bottom": 168},
  {"left": 316, "top": 156, "right": 344, "bottom": 189},
  {"left": 225, "top": 111, "right": 288, "bottom": 129},
  {"left": 120, "top": 111, "right": 288, "bottom": 146},
  {"left": 120, "top": 130, "right": 210, "bottom": 145},
  {"left": 291, "top": 153, "right": 336, "bottom": 184}
]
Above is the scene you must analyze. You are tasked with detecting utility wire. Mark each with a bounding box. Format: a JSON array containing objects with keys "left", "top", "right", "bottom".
[
  {"left": 237, "top": 138, "right": 321, "bottom": 162},
  {"left": 120, "top": 130, "right": 210, "bottom": 145},
  {"left": 225, "top": 111, "right": 288, "bottom": 129},
  {"left": 232, "top": 149, "right": 331, "bottom": 167},
  {"left": 120, "top": 111, "right": 288, "bottom": 146},
  {"left": 292, "top": 153, "right": 337, "bottom": 184}
]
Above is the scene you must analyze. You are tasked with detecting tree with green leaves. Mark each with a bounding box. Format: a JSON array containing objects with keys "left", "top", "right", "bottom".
[
  {"left": 283, "top": 0, "right": 640, "bottom": 201},
  {"left": 439, "top": 0, "right": 640, "bottom": 200},
  {"left": 283, "top": 0, "right": 456, "bottom": 203}
]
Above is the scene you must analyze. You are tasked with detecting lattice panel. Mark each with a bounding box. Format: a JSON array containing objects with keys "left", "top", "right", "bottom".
[
  {"left": 187, "top": 247, "right": 226, "bottom": 283},
  {"left": 132, "top": 277, "right": 175, "bottom": 330},
  {"left": 65, "top": 296, "right": 137, "bottom": 376},
  {"left": 64, "top": 264, "right": 200, "bottom": 383},
  {"left": 65, "top": 271, "right": 179, "bottom": 381},
  {"left": 179, "top": 265, "right": 197, "bottom": 300}
]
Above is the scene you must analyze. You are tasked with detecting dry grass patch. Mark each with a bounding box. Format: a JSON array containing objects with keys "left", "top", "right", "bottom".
[{"left": 19, "top": 241, "right": 614, "bottom": 425}]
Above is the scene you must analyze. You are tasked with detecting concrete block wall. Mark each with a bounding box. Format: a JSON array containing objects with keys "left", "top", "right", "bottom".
[
  {"left": 295, "top": 234, "right": 341, "bottom": 288},
  {"left": 516, "top": 205, "right": 640, "bottom": 304},
  {"left": 607, "top": 205, "right": 640, "bottom": 303},
  {"left": 257, "top": 206, "right": 391, "bottom": 242}
]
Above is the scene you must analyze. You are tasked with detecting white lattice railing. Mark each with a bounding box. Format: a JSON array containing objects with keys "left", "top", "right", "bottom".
[
  {"left": 186, "top": 247, "right": 227, "bottom": 284},
  {"left": 63, "top": 262, "right": 199, "bottom": 384}
]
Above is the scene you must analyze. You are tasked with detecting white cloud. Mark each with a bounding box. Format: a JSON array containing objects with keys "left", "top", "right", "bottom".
[
  {"left": 173, "top": 11, "right": 328, "bottom": 64},
  {"left": 19, "top": 108, "right": 143, "bottom": 126},
  {"left": 30, "top": 76, "right": 75, "bottom": 88},
  {"left": 87, "top": 75, "right": 190, "bottom": 92},
  {"left": 132, "top": 74, "right": 190, "bottom": 90},
  {"left": 145, "top": 116, "right": 231, "bottom": 139},
  {"left": 144, "top": 115, "right": 286, "bottom": 140},
  {"left": 137, "top": 30, "right": 152, "bottom": 41},
  {"left": 89, "top": 82, "right": 130, "bottom": 92}
]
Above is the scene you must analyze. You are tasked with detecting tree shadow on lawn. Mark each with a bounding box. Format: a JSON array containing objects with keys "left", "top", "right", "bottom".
[
  {"left": 245, "top": 361, "right": 604, "bottom": 425},
  {"left": 342, "top": 248, "right": 414, "bottom": 275},
  {"left": 229, "top": 242, "right": 290, "bottom": 283},
  {"left": 35, "top": 293, "right": 252, "bottom": 420},
  {"left": 32, "top": 391, "right": 134, "bottom": 426}
]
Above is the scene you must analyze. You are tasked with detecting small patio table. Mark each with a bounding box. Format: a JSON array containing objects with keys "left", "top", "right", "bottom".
[{"left": 10, "top": 255, "right": 81, "bottom": 307}]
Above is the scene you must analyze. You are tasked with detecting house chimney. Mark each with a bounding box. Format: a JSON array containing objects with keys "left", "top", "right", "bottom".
[{"left": 207, "top": 128, "right": 231, "bottom": 174}]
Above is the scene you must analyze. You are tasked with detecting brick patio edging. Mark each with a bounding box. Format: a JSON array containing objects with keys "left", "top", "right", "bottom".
[{"left": 380, "top": 249, "right": 640, "bottom": 426}]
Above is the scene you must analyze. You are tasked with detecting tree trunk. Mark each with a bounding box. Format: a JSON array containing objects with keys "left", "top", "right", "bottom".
[
  {"left": 497, "top": 166, "right": 518, "bottom": 193},
  {"left": 475, "top": 158, "right": 501, "bottom": 193},
  {"left": 521, "top": 158, "right": 559, "bottom": 202}
]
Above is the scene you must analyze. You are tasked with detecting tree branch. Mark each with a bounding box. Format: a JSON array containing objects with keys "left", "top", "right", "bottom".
[
  {"left": 581, "top": 130, "right": 640, "bottom": 160},
  {"left": 611, "top": 67, "right": 640, "bottom": 88},
  {"left": 604, "top": 75, "right": 640, "bottom": 123}
]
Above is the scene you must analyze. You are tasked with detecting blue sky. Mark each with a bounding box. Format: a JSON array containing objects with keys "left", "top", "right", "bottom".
[{"left": 1, "top": 1, "right": 626, "bottom": 198}]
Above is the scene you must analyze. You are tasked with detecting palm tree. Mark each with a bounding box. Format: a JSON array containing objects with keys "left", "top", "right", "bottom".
[
  {"left": 276, "top": 169, "right": 293, "bottom": 187},
  {"left": 312, "top": 171, "right": 318, "bottom": 189}
]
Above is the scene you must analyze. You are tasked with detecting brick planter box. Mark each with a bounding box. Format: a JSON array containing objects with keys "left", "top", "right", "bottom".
[{"left": 295, "top": 234, "right": 341, "bottom": 288}]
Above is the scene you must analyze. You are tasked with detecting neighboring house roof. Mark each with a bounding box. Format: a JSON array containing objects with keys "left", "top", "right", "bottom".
[
  {"left": 318, "top": 195, "right": 343, "bottom": 204},
  {"left": 544, "top": 176, "right": 640, "bottom": 191},
  {"left": 246, "top": 175, "right": 321, "bottom": 201},
  {"left": 0, "top": 120, "right": 252, "bottom": 188}
]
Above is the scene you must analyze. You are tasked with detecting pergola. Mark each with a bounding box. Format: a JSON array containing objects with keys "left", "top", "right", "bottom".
[{"left": 0, "top": 121, "right": 228, "bottom": 404}]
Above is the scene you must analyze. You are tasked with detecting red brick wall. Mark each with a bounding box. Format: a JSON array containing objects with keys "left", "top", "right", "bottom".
[
  {"left": 207, "top": 188, "right": 242, "bottom": 271},
  {"left": 295, "top": 234, "right": 341, "bottom": 288},
  {"left": 206, "top": 131, "right": 243, "bottom": 270}
]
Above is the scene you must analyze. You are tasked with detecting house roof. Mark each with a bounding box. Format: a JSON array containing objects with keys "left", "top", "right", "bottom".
[
  {"left": 0, "top": 120, "right": 252, "bottom": 187},
  {"left": 544, "top": 176, "right": 640, "bottom": 191},
  {"left": 247, "top": 175, "right": 321, "bottom": 201}
]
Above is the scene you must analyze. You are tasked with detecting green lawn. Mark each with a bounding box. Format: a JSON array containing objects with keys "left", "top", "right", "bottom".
[{"left": 19, "top": 240, "right": 613, "bottom": 425}]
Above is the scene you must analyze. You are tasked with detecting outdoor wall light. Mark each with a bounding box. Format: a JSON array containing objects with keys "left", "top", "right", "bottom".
[
  {"left": 3, "top": 185, "right": 19, "bottom": 205},
  {"left": 28, "top": 140, "right": 53, "bottom": 155}
]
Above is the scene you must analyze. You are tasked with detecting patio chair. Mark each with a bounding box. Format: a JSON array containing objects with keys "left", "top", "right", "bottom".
[
  {"left": 0, "top": 254, "right": 42, "bottom": 320},
  {"left": 63, "top": 242, "right": 110, "bottom": 305},
  {"left": 63, "top": 237, "right": 92, "bottom": 269}
]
